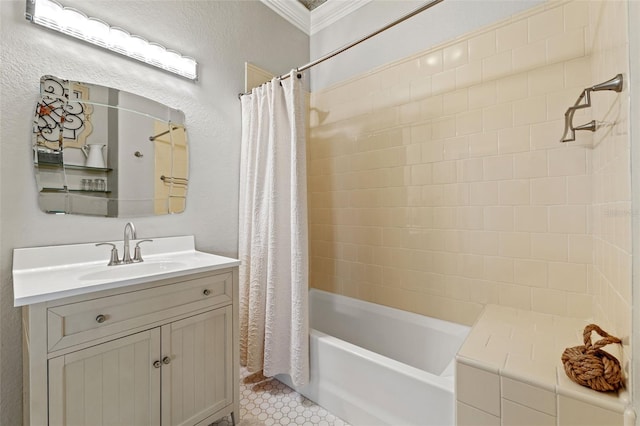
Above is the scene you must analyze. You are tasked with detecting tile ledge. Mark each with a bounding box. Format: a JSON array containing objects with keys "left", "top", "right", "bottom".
[{"left": 457, "top": 304, "right": 630, "bottom": 415}]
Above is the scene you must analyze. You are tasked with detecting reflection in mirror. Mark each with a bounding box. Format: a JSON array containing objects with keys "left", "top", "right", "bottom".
[{"left": 33, "top": 75, "right": 189, "bottom": 217}]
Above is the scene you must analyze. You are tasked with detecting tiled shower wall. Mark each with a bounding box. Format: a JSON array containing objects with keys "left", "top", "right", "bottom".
[
  {"left": 308, "top": 0, "right": 630, "bottom": 337},
  {"left": 589, "top": 0, "right": 631, "bottom": 365}
]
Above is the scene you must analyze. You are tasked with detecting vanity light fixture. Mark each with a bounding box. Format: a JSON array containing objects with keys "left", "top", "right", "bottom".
[{"left": 25, "top": 0, "right": 198, "bottom": 80}]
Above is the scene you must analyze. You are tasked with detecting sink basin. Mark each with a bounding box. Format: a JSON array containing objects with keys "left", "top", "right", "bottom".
[
  {"left": 12, "top": 235, "right": 241, "bottom": 306},
  {"left": 79, "top": 260, "right": 187, "bottom": 281}
]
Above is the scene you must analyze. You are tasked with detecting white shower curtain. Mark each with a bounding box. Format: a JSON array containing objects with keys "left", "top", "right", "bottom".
[{"left": 238, "top": 70, "right": 309, "bottom": 386}]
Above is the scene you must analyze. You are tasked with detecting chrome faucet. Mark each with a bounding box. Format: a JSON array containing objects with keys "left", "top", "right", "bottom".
[
  {"left": 95, "top": 222, "right": 152, "bottom": 266},
  {"left": 123, "top": 222, "right": 136, "bottom": 264}
]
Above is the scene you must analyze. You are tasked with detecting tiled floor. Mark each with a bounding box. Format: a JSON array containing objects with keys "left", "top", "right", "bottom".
[{"left": 213, "top": 369, "right": 349, "bottom": 426}]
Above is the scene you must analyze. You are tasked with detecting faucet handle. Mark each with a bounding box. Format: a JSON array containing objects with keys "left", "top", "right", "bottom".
[
  {"left": 96, "top": 243, "right": 122, "bottom": 266},
  {"left": 133, "top": 239, "right": 153, "bottom": 263}
]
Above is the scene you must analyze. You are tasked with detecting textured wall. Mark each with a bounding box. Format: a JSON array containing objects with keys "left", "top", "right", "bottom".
[
  {"left": 0, "top": 1, "right": 308, "bottom": 422},
  {"left": 308, "top": 1, "right": 599, "bottom": 325}
]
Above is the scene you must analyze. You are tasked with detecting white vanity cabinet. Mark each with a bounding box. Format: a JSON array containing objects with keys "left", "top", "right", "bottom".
[{"left": 22, "top": 268, "right": 239, "bottom": 426}]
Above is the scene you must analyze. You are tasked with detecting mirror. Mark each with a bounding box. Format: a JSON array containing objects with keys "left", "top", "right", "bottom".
[{"left": 32, "top": 75, "right": 189, "bottom": 217}]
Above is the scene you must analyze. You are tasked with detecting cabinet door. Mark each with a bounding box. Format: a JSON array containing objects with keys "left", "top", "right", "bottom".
[
  {"left": 49, "top": 329, "right": 161, "bottom": 426},
  {"left": 161, "top": 307, "right": 233, "bottom": 426}
]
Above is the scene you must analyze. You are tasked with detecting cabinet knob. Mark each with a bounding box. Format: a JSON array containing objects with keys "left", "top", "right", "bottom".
[
  {"left": 95, "top": 314, "right": 107, "bottom": 323},
  {"left": 203, "top": 289, "right": 211, "bottom": 296},
  {"left": 162, "top": 356, "right": 171, "bottom": 365},
  {"left": 153, "top": 360, "right": 161, "bottom": 369}
]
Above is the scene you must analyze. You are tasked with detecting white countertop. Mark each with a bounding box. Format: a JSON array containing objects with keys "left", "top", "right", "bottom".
[{"left": 13, "top": 236, "right": 240, "bottom": 306}]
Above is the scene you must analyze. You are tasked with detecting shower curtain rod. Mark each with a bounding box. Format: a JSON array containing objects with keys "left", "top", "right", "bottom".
[
  {"left": 240, "top": 0, "right": 444, "bottom": 97},
  {"left": 283, "top": 0, "right": 444, "bottom": 80}
]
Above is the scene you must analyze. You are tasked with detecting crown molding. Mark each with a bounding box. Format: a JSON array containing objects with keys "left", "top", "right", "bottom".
[
  {"left": 260, "top": 0, "right": 373, "bottom": 36},
  {"left": 260, "top": 0, "right": 310, "bottom": 35},
  {"left": 310, "top": 0, "right": 373, "bottom": 35}
]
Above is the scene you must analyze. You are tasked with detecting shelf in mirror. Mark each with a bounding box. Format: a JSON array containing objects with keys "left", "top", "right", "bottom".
[
  {"left": 35, "top": 163, "right": 112, "bottom": 172},
  {"left": 41, "top": 188, "right": 111, "bottom": 194}
]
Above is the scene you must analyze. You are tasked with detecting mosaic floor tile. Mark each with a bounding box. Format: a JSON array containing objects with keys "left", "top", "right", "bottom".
[{"left": 213, "top": 368, "right": 350, "bottom": 426}]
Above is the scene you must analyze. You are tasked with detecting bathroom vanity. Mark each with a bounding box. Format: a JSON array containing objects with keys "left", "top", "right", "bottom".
[{"left": 13, "top": 236, "right": 240, "bottom": 426}]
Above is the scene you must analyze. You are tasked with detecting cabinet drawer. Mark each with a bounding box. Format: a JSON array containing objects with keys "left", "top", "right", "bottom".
[{"left": 47, "top": 272, "right": 232, "bottom": 352}]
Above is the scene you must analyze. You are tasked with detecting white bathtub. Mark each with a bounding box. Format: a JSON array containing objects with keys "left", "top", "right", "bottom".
[{"left": 277, "top": 289, "right": 470, "bottom": 426}]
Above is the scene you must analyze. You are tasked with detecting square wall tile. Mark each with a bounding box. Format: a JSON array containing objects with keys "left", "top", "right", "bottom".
[
  {"left": 498, "top": 126, "right": 531, "bottom": 154},
  {"left": 484, "top": 155, "right": 513, "bottom": 181},
  {"left": 410, "top": 75, "right": 432, "bottom": 101},
  {"left": 432, "top": 69, "right": 457, "bottom": 95},
  {"left": 470, "top": 181, "right": 499, "bottom": 206},
  {"left": 568, "top": 235, "right": 593, "bottom": 264},
  {"left": 444, "top": 41, "right": 469, "bottom": 70},
  {"left": 484, "top": 256, "right": 514, "bottom": 283},
  {"left": 501, "top": 377, "right": 556, "bottom": 416},
  {"left": 513, "top": 96, "right": 547, "bottom": 126},
  {"left": 499, "top": 232, "right": 531, "bottom": 258},
  {"left": 496, "top": 19, "right": 528, "bottom": 52},
  {"left": 421, "top": 95, "right": 444, "bottom": 120},
  {"left": 528, "top": 6, "right": 564, "bottom": 42},
  {"left": 469, "top": 132, "right": 498, "bottom": 157},
  {"left": 457, "top": 111, "right": 484, "bottom": 136},
  {"left": 499, "top": 180, "right": 530, "bottom": 205},
  {"left": 484, "top": 104, "right": 513, "bottom": 131},
  {"left": 528, "top": 63, "right": 565, "bottom": 96},
  {"left": 502, "top": 399, "right": 555, "bottom": 426},
  {"left": 530, "top": 233, "right": 568, "bottom": 262},
  {"left": 419, "top": 50, "right": 444, "bottom": 76},
  {"left": 512, "top": 40, "right": 547, "bottom": 73},
  {"left": 548, "top": 262, "right": 587, "bottom": 293},
  {"left": 469, "top": 82, "right": 497, "bottom": 110},
  {"left": 549, "top": 205, "right": 587, "bottom": 234},
  {"left": 564, "top": 0, "right": 590, "bottom": 30},
  {"left": 444, "top": 89, "right": 469, "bottom": 115},
  {"left": 531, "top": 177, "right": 566, "bottom": 205},
  {"left": 567, "top": 175, "right": 592, "bottom": 204},
  {"left": 514, "top": 150, "right": 547, "bottom": 179},
  {"left": 547, "top": 28, "right": 586, "bottom": 64},
  {"left": 497, "top": 74, "right": 528, "bottom": 103},
  {"left": 483, "top": 51, "right": 513, "bottom": 81},
  {"left": 498, "top": 283, "right": 532, "bottom": 310},
  {"left": 548, "top": 147, "right": 587, "bottom": 177},
  {"left": 457, "top": 401, "right": 500, "bottom": 426},
  {"left": 531, "top": 287, "right": 568, "bottom": 316},
  {"left": 456, "top": 362, "right": 501, "bottom": 416},
  {"left": 514, "top": 206, "right": 548, "bottom": 233},
  {"left": 456, "top": 60, "right": 483, "bottom": 89},
  {"left": 557, "top": 395, "right": 624, "bottom": 425},
  {"left": 468, "top": 31, "right": 496, "bottom": 61},
  {"left": 514, "top": 259, "right": 547, "bottom": 287},
  {"left": 459, "top": 158, "right": 484, "bottom": 182},
  {"left": 433, "top": 161, "right": 458, "bottom": 184}
]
